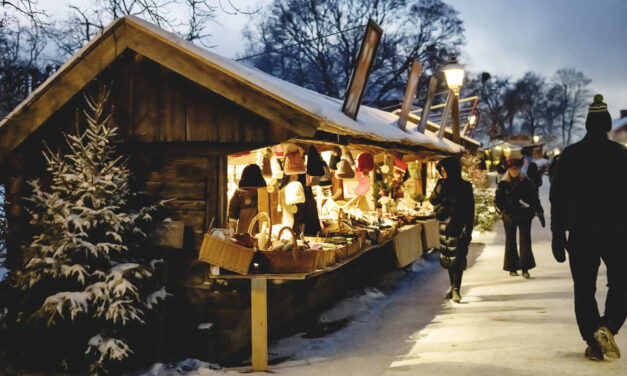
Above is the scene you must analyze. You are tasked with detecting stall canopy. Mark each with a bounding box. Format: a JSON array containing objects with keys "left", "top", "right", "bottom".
[{"left": 0, "top": 16, "right": 463, "bottom": 162}]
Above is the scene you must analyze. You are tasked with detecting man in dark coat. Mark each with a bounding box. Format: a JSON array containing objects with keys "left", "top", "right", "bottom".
[
  {"left": 495, "top": 157, "right": 545, "bottom": 278},
  {"left": 550, "top": 94, "right": 627, "bottom": 361},
  {"left": 429, "top": 157, "right": 475, "bottom": 303}
]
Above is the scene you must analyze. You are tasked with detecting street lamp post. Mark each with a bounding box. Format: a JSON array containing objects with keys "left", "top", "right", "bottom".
[{"left": 443, "top": 56, "right": 465, "bottom": 144}]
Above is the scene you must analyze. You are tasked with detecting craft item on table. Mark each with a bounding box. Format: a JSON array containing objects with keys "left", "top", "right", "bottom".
[
  {"left": 239, "top": 164, "right": 267, "bottom": 188},
  {"left": 306, "top": 145, "right": 325, "bottom": 177},
  {"left": 285, "top": 181, "right": 306, "bottom": 205},
  {"left": 354, "top": 171, "right": 371, "bottom": 196},
  {"left": 257, "top": 147, "right": 274, "bottom": 178},
  {"left": 356, "top": 152, "right": 374, "bottom": 173}
]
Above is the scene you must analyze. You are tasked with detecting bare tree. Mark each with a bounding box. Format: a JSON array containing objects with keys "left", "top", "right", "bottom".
[
  {"left": 0, "top": 16, "right": 52, "bottom": 118},
  {"left": 551, "top": 68, "right": 591, "bottom": 145},
  {"left": 1, "top": 0, "right": 48, "bottom": 30},
  {"left": 514, "top": 72, "right": 545, "bottom": 137},
  {"left": 467, "top": 73, "right": 519, "bottom": 140},
  {"left": 242, "top": 0, "right": 464, "bottom": 107},
  {"left": 52, "top": 0, "right": 229, "bottom": 58}
]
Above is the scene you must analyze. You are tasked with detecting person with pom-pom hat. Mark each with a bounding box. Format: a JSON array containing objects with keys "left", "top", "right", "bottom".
[{"left": 550, "top": 94, "right": 627, "bottom": 361}]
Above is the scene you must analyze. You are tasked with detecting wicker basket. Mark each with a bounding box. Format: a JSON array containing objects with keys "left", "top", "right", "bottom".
[
  {"left": 377, "top": 226, "right": 398, "bottom": 244},
  {"left": 198, "top": 229, "right": 256, "bottom": 274},
  {"left": 248, "top": 212, "right": 272, "bottom": 251},
  {"left": 259, "top": 227, "right": 322, "bottom": 273}
]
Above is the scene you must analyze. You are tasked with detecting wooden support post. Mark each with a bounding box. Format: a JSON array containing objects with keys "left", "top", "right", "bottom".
[
  {"left": 251, "top": 278, "right": 268, "bottom": 372},
  {"left": 437, "top": 90, "right": 454, "bottom": 139},
  {"left": 397, "top": 60, "right": 422, "bottom": 131},
  {"left": 417, "top": 76, "right": 438, "bottom": 133},
  {"left": 451, "top": 94, "right": 461, "bottom": 144}
]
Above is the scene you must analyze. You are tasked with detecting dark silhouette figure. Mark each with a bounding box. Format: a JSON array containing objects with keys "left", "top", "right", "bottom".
[
  {"left": 550, "top": 94, "right": 627, "bottom": 361},
  {"left": 495, "top": 157, "right": 545, "bottom": 279},
  {"left": 430, "top": 157, "right": 475, "bottom": 303}
]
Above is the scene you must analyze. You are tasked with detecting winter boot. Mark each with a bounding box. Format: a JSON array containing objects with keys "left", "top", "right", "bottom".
[
  {"left": 509, "top": 271, "right": 518, "bottom": 277},
  {"left": 585, "top": 343, "right": 604, "bottom": 361},
  {"left": 445, "top": 288, "right": 453, "bottom": 299},
  {"left": 451, "top": 288, "right": 461, "bottom": 303},
  {"left": 594, "top": 326, "right": 621, "bottom": 358},
  {"left": 522, "top": 270, "right": 531, "bottom": 279}
]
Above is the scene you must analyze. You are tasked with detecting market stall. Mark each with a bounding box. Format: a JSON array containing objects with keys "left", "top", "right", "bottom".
[{"left": 0, "top": 16, "right": 462, "bottom": 369}]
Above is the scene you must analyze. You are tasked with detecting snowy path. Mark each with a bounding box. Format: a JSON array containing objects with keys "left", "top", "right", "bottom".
[{"left": 266, "top": 178, "right": 627, "bottom": 376}]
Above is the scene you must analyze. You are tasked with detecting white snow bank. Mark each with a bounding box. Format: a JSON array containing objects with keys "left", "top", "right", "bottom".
[
  {"left": 0, "top": 265, "right": 6, "bottom": 281},
  {"left": 612, "top": 116, "right": 627, "bottom": 131},
  {"left": 128, "top": 359, "right": 240, "bottom": 376}
]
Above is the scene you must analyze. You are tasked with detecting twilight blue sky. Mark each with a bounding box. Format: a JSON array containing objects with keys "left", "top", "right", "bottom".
[{"left": 38, "top": 0, "right": 627, "bottom": 117}]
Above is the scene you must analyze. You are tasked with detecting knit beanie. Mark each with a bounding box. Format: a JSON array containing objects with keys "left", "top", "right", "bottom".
[{"left": 585, "top": 94, "right": 612, "bottom": 133}]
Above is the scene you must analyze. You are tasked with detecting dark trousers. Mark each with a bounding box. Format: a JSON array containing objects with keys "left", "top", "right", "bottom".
[
  {"left": 568, "top": 231, "right": 627, "bottom": 345},
  {"left": 448, "top": 268, "right": 463, "bottom": 291},
  {"left": 502, "top": 215, "right": 535, "bottom": 272}
]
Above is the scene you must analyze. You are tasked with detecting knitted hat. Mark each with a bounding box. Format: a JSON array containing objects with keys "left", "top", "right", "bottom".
[
  {"left": 506, "top": 157, "right": 523, "bottom": 168},
  {"left": 239, "top": 164, "right": 267, "bottom": 188},
  {"left": 585, "top": 94, "right": 611, "bottom": 133},
  {"left": 285, "top": 181, "right": 306, "bottom": 205},
  {"left": 356, "top": 152, "right": 374, "bottom": 172},
  {"left": 306, "top": 145, "right": 325, "bottom": 176}
]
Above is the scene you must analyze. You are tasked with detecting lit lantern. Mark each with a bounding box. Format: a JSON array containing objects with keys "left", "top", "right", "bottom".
[
  {"left": 468, "top": 114, "right": 477, "bottom": 125},
  {"left": 553, "top": 148, "right": 561, "bottom": 156},
  {"left": 533, "top": 135, "right": 540, "bottom": 143},
  {"left": 443, "top": 56, "right": 465, "bottom": 94}
]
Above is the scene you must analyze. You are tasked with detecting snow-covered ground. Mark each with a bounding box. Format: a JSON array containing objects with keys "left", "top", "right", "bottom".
[{"left": 135, "top": 177, "right": 626, "bottom": 375}]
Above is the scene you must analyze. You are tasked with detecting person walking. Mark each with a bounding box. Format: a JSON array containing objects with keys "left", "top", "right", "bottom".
[
  {"left": 429, "top": 157, "right": 475, "bottom": 303},
  {"left": 495, "top": 157, "right": 545, "bottom": 279},
  {"left": 550, "top": 94, "right": 627, "bottom": 361}
]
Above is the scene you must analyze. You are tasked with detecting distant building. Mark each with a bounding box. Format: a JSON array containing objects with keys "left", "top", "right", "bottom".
[{"left": 610, "top": 109, "right": 627, "bottom": 144}]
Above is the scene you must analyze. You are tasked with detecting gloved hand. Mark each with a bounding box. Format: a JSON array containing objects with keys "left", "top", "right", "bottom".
[
  {"left": 538, "top": 214, "right": 546, "bottom": 228},
  {"left": 551, "top": 231, "right": 567, "bottom": 263}
]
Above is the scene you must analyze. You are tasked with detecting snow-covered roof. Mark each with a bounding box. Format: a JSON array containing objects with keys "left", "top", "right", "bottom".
[
  {"left": 0, "top": 16, "right": 462, "bottom": 161},
  {"left": 612, "top": 117, "right": 627, "bottom": 131}
]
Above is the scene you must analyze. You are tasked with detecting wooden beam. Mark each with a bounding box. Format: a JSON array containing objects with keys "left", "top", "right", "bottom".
[
  {"left": 124, "top": 22, "right": 321, "bottom": 139},
  {"left": 397, "top": 60, "right": 422, "bottom": 131},
  {"left": 417, "top": 76, "right": 438, "bottom": 133},
  {"left": 437, "top": 90, "right": 454, "bottom": 139},
  {"left": 451, "top": 94, "right": 461, "bottom": 144},
  {"left": 250, "top": 278, "right": 268, "bottom": 372}
]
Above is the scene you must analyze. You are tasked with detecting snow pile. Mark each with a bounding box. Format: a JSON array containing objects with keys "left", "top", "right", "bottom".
[
  {"left": 129, "top": 359, "right": 239, "bottom": 376},
  {"left": 0, "top": 264, "right": 6, "bottom": 281}
]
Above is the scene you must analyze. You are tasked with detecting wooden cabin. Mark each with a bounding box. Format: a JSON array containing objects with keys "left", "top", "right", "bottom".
[{"left": 0, "top": 16, "right": 463, "bottom": 363}]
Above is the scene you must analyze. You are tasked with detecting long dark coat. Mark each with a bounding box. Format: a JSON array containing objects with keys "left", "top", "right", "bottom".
[
  {"left": 495, "top": 175, "right": 543, "bottom": 223},
  {"left": 429, "top": 158, "right": 475, "bottom": 269}
]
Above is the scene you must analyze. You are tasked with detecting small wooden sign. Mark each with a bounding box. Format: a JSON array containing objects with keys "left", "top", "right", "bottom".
[
  {"left": 397, "top": 60, "right": 422, "bottom": 131},
  {"left": 342, "top": 19, "right": 383, "bottom": 120}
]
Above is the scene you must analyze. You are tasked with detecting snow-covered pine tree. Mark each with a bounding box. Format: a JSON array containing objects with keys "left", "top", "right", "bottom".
[{"left": 10, "top": 85, "right": 167, "bottom": 375}]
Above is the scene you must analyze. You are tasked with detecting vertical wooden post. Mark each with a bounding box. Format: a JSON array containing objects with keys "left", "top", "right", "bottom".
[
  {"left": 397, "top": 60, "right": 422, "bottom": 131},
  {"left": 251, "top": 278, "right": 268, "bottom": 372},
  {"left": 437, "top": 90, "right": 454, "bottom": 139},
  {"left": 417, "top": 76, "right": 438, "bottom": 133},
  {"left": 451, "top": 94, "right": 461, "bottom": 144}
]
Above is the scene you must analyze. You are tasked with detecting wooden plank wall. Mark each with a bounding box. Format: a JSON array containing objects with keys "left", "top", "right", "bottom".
[{"left": 123, "top": 54, "right": 274, "bottom": 145}]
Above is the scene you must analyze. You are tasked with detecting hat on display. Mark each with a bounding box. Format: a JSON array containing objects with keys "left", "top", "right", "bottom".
[
  {"left": 285, "top": 181, "right": 306, "bottom": 205},
  {"left": 585, "top": 94, "right": 612, "bottom": 133},
  {"left": 328, "top": 147, "right": 341, "bottom": 171},
  {"left": 284, "top": 145, "right": 306, "bottom": 175},
  {"left": 354, "top": 171, "right": 371, "bottom": 196},
  {"left": 239, "top": 164, "right": 267, "bottom": 188},
  {"left": 506, "top": 157, "right": 524, "bottom": 168},
  {"left": 306, "top": 145, "right": 325, "bottom": 177},
  {"left": 356, "top": 152, "right": 374, "bottom": 173}
]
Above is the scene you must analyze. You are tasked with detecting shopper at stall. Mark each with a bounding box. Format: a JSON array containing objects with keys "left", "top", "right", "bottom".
[
  {"left": 429, "top": 156, "right": 475, "bottom": 303},
  {"left": 495, "top": 157, "right": 545, "bottom": 279},
  {"left": 228, "top": 164, "right": 267, "bottom": 234},
  {"left": 550, "top": 94, "right": 627, "bottom": 361}
]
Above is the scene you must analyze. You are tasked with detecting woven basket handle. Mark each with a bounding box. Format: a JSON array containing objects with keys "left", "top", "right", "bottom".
[
  {"left": 277, "top": 226, "right": 298, "bottom": 252},
  {"left": 248, "top": 212, "right": 271, "bottom": 237}
]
